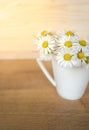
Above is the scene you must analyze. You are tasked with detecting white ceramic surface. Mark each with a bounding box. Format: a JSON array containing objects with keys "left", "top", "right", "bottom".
[{"left": 37, "top": 59, "right": 89, "bottom": 100}]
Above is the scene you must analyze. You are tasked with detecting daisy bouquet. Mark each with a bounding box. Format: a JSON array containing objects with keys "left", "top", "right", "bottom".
[{"left": 36, "top": 30, "right": 89, "bottom": 68}]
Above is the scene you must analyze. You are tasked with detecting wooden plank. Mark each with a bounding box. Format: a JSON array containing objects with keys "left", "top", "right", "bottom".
[{"left": 0, "top": 60, "right": 89, "bottom": 130}]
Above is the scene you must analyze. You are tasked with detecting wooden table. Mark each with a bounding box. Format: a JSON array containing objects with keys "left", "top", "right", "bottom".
[{"left": 0, "top": 60, "right": 89, "bottom": 130}]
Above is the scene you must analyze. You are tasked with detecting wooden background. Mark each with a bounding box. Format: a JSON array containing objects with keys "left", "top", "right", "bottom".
[
  {"left": 0, "top": 0, "right": 89, "bottom": 59},
  {"left": 0, "top": 59, "right": 89, "bottom": 130}
]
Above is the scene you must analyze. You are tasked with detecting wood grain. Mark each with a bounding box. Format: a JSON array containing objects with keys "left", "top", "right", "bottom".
[
  {"left": 0, "top": 59, "right": 89, "bottom": 130},
  {"left": 0, "top": 0, "right": 89, "bottom": 59}
]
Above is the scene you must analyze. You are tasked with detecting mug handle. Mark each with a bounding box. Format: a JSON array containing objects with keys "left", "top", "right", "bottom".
[{"left": 36, "top": 58, "right": 56, "bottom": 87}]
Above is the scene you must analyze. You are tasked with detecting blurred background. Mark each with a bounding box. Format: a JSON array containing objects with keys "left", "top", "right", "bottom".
[{"left": 0, "top": 0, "right": 89, "bottom": 59}]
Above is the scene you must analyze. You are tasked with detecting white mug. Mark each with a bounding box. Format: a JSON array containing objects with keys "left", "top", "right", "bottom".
[{"left": 37, "top": 58, "right": 89, "bottom": 100}]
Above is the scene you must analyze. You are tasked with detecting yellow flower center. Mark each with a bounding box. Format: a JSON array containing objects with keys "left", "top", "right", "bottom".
[
  {"left": 41, "top": 30, "right": 53, "bottom": 36},
  {"left": 64, "top": 54, "right": 72, "bottom": 61},
  {"left": 48, "top": 32, "right": 53, "bottom": 36},
  {"left": 42, "top": 41, "right": 48, "bottom": 48},
  {"left": 85, "top": 56, "right": 89, "bottom": 64},
  {"left": 77, "top": 52, "right": 84, "bottom": 59},
  {"left": 64, "top": 41, "right": 72, "bottom": 47},
  {"left": 41, "top": 30, "right": 47, "bottom": 36},
  {"left": 79, "top": 40, "right": 87, "bottom": 46},
  {"left": 65, "top": 30, "right": 74, "bottom": 36}
]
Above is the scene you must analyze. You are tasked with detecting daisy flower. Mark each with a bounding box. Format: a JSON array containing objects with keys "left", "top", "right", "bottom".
[
  {"left": 37, "top": 30, "right": 54, "bottom": 37},
  {"left": 56, "top": 48, "right": 76, "bottom": 68},
  {"left": 85, "top": 56, "right": 89, "bottom": 68},
  {"left": 36, "top": 29, "right": 89, "bottom": 68},
  {"left": 36, "top": 36, "right": 56, "bottom": 59},
  {"left": 57, "top": 36, "right": 78, "bottom": 51},
  {"left": 85, "top": 56, "right": 89, "bottom": 64},
  {"left": 77, "top": 39, "right": 89, "bottom": 51},
  {"left": 74, "top": 49, "right": 88, "bottom": 67},
  {"left": 58, "top": 30, "right": 79, "bottom": 40}
]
